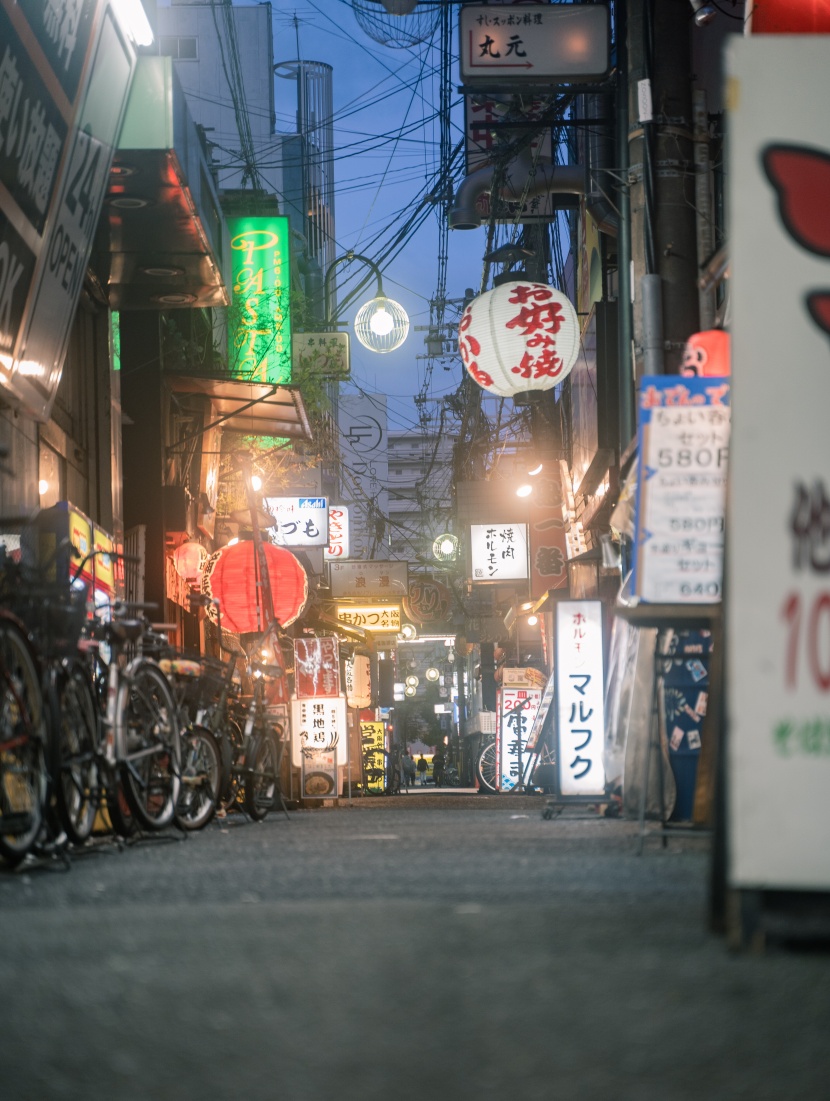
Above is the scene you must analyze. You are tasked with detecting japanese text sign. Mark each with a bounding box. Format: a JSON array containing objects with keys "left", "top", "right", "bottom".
[
  {"left": 633, "top": 376, "right": 731, "bottom": 603},
  {"left": 555, "top": 601, "right": 605, "bottom": 798},
  {"left": 336, "top": 605, "right": 401, "bottom": 634},
  {"left": 460, "top": 4, "right": 610, "bottom": 86},
  {"left": 0, "top": 0, "right": 137, "bottom": 420},
  {"left": 293, "top": 331, "right": 350, "bottom": 380},
  {"left": 360, "top": 721, "right": 386, "bottom": 793},
  {"left": 294, "top": 637, "right": 341, "bottom": 699},
  {"left": 291, "top": 695, "right": 346, "bottom": 769},
  {"left": 470, "top": 523, "right": 529, "bottom": 582},
  {"left": 726, "top": 36, "right": 830, "bottom": 890},
  {"left": 330, "top": 560, "right": 408, "bottom": 599},
  {"left": 324, "top": 505, "right": 350, "bottom": 561},
  {"left": 227, "top": 215, "right": 291, "bottom": 385},
  {"left": 265, "top": 496, "right": 328, "bottom": 548},
  {"left": 498, "top": 683, "right": 542, "bottom": 792}
]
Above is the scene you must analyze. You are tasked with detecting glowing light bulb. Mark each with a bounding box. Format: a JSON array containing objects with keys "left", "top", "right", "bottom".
[
  {"left": 38, "top": 479, "right": 49, "bottom": 496},
  {"left": 517, "top": 483, "right": 533, "bottom": 498},
  {"left": 369, "top": 306, "right": 394, "bottom": 336},
  {"left": 250, "top": 475, "right": 262, "bottom": 491}
]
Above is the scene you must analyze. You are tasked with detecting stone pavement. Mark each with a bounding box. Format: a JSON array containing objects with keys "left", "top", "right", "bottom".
[{"left": 0, "top": 799, "right": 828, "bottom": 1100}]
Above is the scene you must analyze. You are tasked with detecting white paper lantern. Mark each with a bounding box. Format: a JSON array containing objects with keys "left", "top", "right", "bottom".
[{"left": 458, "top": 280, "right": 580, "bottom": 398}]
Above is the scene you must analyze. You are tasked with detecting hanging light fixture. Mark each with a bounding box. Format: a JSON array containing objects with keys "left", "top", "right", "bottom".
[
  {"left": 354, "top": 294, "right": 409, "bottom": 354},
  {"left": 173, "top": 541, "right": 208, "bottom": 583},
  {"left": 351, "top": 0, "right": 438, "bottom": 48},
  {"left": 325, "top": 250, "right": 410, "bottom": 354},
  {"left": 458, "top": 279, "right": 580, "bottom": 399},
  {"left": 432, "top": 533, "right": 459, "bottom": 562}
]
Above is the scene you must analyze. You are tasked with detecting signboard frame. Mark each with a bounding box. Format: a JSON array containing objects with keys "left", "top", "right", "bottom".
[{"left": 554, "top": 600, "right": 606, "bottom": 801}]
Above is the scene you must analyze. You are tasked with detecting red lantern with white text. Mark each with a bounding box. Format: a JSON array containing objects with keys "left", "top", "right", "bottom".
[
  {"left": 458, "top": 280, "right": 580, "bottom": 398},
  {"left": 201, "top": 541, "right": 308, "bottom": 634}
]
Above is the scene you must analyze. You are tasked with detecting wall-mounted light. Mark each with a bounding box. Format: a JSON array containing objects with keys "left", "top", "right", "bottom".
[
  {"left": 516, "top": 483, "right": 533, "bottom": 498},
  {"left": 689, "top": 0, "right": 716, "bottom": 26},
  {"left": 425, "top": 667, "right": 440, "bottom": 682},
  {"left": 325, "top": 251, "right": 409, "bottom": 354},
  {"left": 526, "top": 614, "right": 539, "bottom": 627},
  {"left": 404, "top": 684, "right": 417, "bottom": 697}
]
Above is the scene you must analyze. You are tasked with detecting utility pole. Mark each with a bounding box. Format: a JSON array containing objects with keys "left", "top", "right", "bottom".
[{"left": 627, "top": 0, "right": 700, "bottom": 378}]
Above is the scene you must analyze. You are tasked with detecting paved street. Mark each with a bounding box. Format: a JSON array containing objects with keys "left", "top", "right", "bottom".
[{"left": 1, "top": 796, "right": 828, "bottom": 1100}]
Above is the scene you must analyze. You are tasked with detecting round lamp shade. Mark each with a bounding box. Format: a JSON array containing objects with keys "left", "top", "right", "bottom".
[
  {"left": 680, "top": 329, "right": 731, "bottom": 377},
  {"left": 173, "top": 541, "right": 207, "bottom": 582},
  {"left": 201, "top": 541, "right": 308, "bottom": 634},
  {"left": 458, "top": 280, "right": 580, "bottom": 398},
  {"left": 354, "top": 295, "right": 410, "bottom": 353}
]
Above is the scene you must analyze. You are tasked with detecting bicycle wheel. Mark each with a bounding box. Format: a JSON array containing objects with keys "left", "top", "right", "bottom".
[
  {"left": 54, "top": 662, "right": 99, "bottom": 844},
  {"left": 0, "top": 619, "right": 47, "bottom": 865},
  {"left": 244, "top": 731, "right": 279, "bottom": 821},
  {"left": 476, "top": 739, "right": 498, "bottom": 793},
  {"left": 118, "top": 660, "right": 181, "bottom": 831},
  {"left": 175, "top": 724, "right": 220, "bottom": 831}
]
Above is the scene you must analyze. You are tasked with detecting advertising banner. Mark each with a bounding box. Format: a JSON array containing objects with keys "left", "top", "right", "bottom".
[
  {"left": 555, "top": 601, "right": 605, "bottom": 798},
  {"left": 726, "top": 36, "right": 830, "bottom": 890},
  {"left": 470, "top": 523, "right": 529, "bottom": 582},
  {"left": 294, "top": 637, "right": 341, "bottom": 699},
  {"left": 330, "top": 560, "right": 408, "bottom": 599},
  {"left": 498, "top": 683, "right": 542, "bottom": 792},
  {"left": 291, "top": 695, "right": 346, "bottom": 769},
  {"left": 632, "top": 376, "right": 730, "bottom": 603}
]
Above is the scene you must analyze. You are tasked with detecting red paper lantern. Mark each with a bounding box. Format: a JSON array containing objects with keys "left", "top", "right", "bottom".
[
  {"left": 201, "top": 541, "right": 308, "bottom": 634},
  {"left": 458, "top": 280, "right": 580, "bottom": 398},
  {"left": 680, "top": 329, "right": 731, "bottom": 377},
  {"left": 173, "top": 541, "right": 207, "bottom": 582}
]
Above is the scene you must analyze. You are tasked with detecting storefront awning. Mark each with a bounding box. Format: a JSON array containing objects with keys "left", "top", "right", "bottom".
[{"left": 167, "top": 374, "right": 312, "bottom": 441}]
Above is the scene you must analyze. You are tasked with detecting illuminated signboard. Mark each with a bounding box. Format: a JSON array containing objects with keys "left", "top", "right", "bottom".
[
  {"left": 0, "top": 0, "right": 137, "bottom": 421},
  {"left": 291, "top": 695, "right": 346, "bottom": 769},
  {"left": 555, "top": 601, "right": 605, "bottom": 798},
  {"left": 227, "top": 216, "right": 291, "bottom": 385},
  {"left": 470, "top": 523, "right": 529, "bottom": 582},
  {"left": 264, "top": 496, "right": 327, "bottom": 548},
  {"left": 329, "top": 560, "right": 408, "bottom": 599},
  {"left": 498, "top": 680, "right": 543, "bottom": 792},
  {"left": 325, "top": 505, "right": 350, "bottom": 561},
  {"left": 336, "top": 605, "right": 401, "bottom": 633}
]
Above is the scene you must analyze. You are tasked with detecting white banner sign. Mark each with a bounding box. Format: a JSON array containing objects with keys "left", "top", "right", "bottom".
[
  {"left": 330, "top": 560, "right": 408, "bottom": 599},
  {"left": 325, "top": 505, "right": 350, "bottom": 560},
  {"left": 727, "top": 36, "right": 830, "bottom": 891},
  {"left": 498, "top": 684, "right": 542, "bottom": 792},
  {"left": 470, "top": 523, "right": 529, "bottom": 582},
  {"left": 555, "top": 601, "right": 605, "bottom": 797},
  {"left": 264, "top": 496, "right": 328, "bottom": 547},
  {"left": 291, "top": 695, "right": 346, "bottom": 768}
]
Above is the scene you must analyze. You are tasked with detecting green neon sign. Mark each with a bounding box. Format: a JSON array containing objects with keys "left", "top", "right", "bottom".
[{"left": 228, "top": 216, "right": 292, "bottom": 384}]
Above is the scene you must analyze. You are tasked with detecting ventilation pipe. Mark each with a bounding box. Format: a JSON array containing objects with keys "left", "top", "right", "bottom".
[
  {"left": 448, "top": 149, "right": 583, "bottom": 230},
  {"left": 449, "top": 96, "right": 619, "bottom": 236}
]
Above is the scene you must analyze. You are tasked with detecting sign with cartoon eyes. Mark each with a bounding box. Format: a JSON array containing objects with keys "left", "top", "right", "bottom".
[
  {"left": 763, "top": 145, "right": 830, "bottom": 337},
  {"left": 726, "top": 35, "right": 830, "bottom": 896}
]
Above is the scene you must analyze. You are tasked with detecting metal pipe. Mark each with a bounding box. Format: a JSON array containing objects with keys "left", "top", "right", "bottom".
[
  {"left": 641, "top": 273, "right": 664, "bottom": 375},
  {"left": 448, "top": 151, "right": 584, "bottom": 230}
]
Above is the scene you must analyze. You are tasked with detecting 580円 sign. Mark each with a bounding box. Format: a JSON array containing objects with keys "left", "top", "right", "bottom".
[
  {"left": 555, "top": 601, "right": 605, "bottom": 798},
  {"left": 633, "top": 376, "right": 731, "bottom": 603}
]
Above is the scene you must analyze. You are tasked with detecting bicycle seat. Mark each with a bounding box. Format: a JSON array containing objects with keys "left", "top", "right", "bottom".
[{"left": 108, "top": 618, "right": 144, "bottom": 642}]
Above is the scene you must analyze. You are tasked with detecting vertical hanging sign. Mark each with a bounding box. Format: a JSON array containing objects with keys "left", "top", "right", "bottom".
[
  {"left": 227, "top": 216, "right": 292, "bottom": 384},
  {"left": 555, "top": 601, "right": 605, "bottom": 798}
]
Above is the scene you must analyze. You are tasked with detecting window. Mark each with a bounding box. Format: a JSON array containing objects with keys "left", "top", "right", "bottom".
[{"left": 158, "top": 36, "right": 198, "bottom": 60}]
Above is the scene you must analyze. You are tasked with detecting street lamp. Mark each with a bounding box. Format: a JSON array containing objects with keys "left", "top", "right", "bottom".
[{"left": 324, "top": 251, "right": 409, "bottom": 354}]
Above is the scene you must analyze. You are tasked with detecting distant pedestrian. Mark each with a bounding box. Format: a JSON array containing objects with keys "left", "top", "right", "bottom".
[
  {"left": 417, "top": 754, "right": 428, "bottom": 786},
  {"left": 401, "top": 748, "right": 416, "bottom": 790},
  {"left": 433, "top": 748, "right": 445, "bottom": 787}
]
